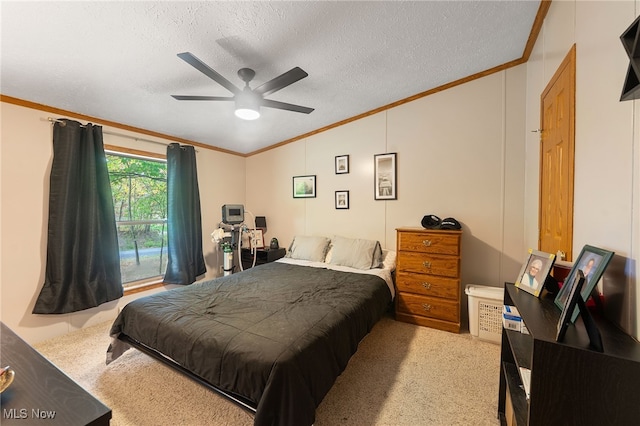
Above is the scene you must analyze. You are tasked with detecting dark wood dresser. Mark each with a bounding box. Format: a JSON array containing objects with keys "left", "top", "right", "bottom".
[
  {"left": 395, "top": 227, "right": 462, "bottom": 333},
  {"left": 499, "top": 283, "right": 640, "bottom": 425},
  {"left": 0, "top": 322, "right": 111, "bottom": 425}
]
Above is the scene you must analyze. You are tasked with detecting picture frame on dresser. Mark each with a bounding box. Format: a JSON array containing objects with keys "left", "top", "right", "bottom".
[
  {"left": 514, "top": 249, "right": 556, "bottom": 297},
  {"left": 556, "top": 270, "right": 585, "bottom": 342},
  {"left": 554, "top": 244, "right": 614, "bottom": 322},
  {"left": 555, "top": 269, "right": 604, "bottom": 352}
]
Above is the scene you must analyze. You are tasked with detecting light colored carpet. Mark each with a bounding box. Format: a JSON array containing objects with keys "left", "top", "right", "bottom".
[{"left": 34, "top": 315, "right": 501, "bottom": 425}]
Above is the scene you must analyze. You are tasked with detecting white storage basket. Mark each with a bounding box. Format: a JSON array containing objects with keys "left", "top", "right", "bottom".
[{"left": 465, "top": 284, "right": 504, "bottom": 344}]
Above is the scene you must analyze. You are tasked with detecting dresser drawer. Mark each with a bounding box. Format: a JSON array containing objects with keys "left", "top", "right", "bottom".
[
  {"left": 397, "top": 251, "right": 459, "bottom": 277},
  {"left": 396, "top": 292, "right": 459, "bottom": 323},
  {"left": 396, "top": 272, "right": 459, "bottom": 300},
  {"left": 397, "top": 231, "right": 460, "bottom": 255}
]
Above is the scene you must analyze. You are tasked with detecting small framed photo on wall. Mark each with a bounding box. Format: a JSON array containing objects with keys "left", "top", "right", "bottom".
[
  {"left": 292, "top": 175, "right": 316, "bottom": 198},
  {"left": 335, "top": 190, "right": 349, "bottom": 209},
  {"left": 374, "top": 153, "right": 397, "bottom": 200},
  {"left": 335, "top": 155, "right": 349, "bottom": 174}
]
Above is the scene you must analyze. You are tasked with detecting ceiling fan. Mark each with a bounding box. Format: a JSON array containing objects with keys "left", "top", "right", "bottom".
[{"left": 171, "top": 52, "right": 314, "bottom": 120}]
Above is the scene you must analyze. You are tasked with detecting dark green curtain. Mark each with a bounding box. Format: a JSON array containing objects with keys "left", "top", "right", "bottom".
[
  {"left": 164, "top": 143, "right": 206, "bottom": 284},
  {"left": 33, "top": 120, "right": 123, "bottom": 314}
]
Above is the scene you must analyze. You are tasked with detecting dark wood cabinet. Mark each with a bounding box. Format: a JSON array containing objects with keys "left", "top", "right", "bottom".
[
  {"left": 499, "top": 283, "right": 640, "bottom": 425},
  {"left": 241, "top": 247, "right": 286, "bottom": 270},
  {"left": 0, "top": 322, "right": 111, "bottom": 425}
]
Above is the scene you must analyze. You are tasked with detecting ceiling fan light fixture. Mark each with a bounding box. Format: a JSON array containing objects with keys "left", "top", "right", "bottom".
[
  {"left": 235, "top": 90, "right": 261, "bottom": 120},
  {"left": 173, "top": 53, "right": 312, "bottom": 119},
  {"left": 235, "top": 106, "right": 260, "bottom": 120}
]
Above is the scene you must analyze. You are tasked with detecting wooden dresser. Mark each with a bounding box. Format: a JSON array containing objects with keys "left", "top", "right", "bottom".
[{"left": 395, "top": 227, "right": 462, "bottom": 333}]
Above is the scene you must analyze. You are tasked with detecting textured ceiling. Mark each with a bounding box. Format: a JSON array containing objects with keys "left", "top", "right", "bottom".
[{"left": 1, "top": 1, "right": 541, "bottom": 155}]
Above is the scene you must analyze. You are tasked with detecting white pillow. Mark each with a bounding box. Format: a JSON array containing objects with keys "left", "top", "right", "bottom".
[
  {"left": 381, "top": 249, "right": 397, "bottom": 271},
  {"left": 328, "top": 236, "right": 383, "bottom": 270},
  {"left": 286, "top": 236, "right": 330, "bottom": 262}
]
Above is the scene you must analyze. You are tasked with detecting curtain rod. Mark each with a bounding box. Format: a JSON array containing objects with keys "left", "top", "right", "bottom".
[{"left": 46, "top": 117, "right": 197, "bottom": 151}]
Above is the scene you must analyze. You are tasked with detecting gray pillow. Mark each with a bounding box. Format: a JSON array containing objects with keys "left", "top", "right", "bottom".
[
  {"left": 328, "top": 236, "right": 383, "bottom": 270},
  {"left": 286, "top": 236, "right": 330, "bottom": 262}
]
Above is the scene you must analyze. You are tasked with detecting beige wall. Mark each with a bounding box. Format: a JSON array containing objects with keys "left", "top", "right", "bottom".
[
  {"left": 523, "top": 0, "right": 640, "bottom": 337},
  {"left": 0, "top": 102, "right": 245, "bottom": 343},
  {"left": 246, "top": 68, "right": 529, "bottom": 313}
]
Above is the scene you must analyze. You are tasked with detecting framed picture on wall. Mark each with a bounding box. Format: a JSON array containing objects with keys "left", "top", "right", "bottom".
[
  {"left": 374, "top": 153, "right": 397, "bottom": 200},
  {"left": 514, "top": 249, "right": 556, "bottom": 297},
  {"left": 292, "top": 175, "right": 316, "bottom": 198},
  {"left": 335, "top": 190, "right": 349, "bottom": 209},
  {"left": 554, "top": 245, "right": 614, "bottom": 322},
  {"left": 335, "top": 155, "right": 349, "bottom": 174}
]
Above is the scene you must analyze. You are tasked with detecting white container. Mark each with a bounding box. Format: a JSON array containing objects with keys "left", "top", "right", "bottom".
[
  {"left": 465, "top": 284, "right": 504, "bottom": 344},
  {"left": 503, "top": 305, "right": 523, "bottom": 332}
]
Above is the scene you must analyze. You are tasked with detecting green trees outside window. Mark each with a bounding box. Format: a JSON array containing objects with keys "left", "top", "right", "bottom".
[{"left": 106, "top": 153, "right": 167, "bottom": 285}]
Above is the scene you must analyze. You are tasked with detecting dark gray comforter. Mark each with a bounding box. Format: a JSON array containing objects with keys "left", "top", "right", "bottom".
[{"left": 106, "top": 261, "right": 392, "bottom": 426}]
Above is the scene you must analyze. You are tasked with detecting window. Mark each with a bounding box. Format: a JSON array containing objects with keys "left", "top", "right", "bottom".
[{"left": 106, "top": 148, "right": 167, "bottom": 288}]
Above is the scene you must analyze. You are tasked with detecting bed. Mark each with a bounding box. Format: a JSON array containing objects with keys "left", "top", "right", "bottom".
[{"left": 106, "top": 235, "right": 395, "bottom": 426}]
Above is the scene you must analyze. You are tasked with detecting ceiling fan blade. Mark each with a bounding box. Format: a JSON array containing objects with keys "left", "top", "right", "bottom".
[
  {"left": 253, "top": 67, "right": 309, "bottom": 96},
  {"left": 262, "top": 99, "right": 314, "bottom": 114},
  {"left": 177, "top": 52, "right": 241, "bottom": 95},
  {"left": 171, "top": 95, "right": 234, "bottom": 101}
]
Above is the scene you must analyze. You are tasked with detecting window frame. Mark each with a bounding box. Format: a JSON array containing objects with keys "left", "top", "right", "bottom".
[{"left": 104, "top": 144, "right": 169, "bottom": 295}]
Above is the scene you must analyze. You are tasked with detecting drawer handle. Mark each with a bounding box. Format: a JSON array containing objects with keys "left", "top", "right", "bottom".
[
  {"left": 422, "top": 239, "right": 432, "bottom": 247},
  {"left": 423, "top": 261, "right": 432, "bottom": 268},
  {"left": 421, "top": 303, "right": 432, "bottom": 311},
  {"left": 422, "top": 282, "right": 432, "bottom": 289}
]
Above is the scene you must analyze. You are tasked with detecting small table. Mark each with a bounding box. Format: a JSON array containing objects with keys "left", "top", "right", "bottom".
[
  {"left": 0, "top": 322, "right": 111, "bottom": 425},
  {"left": 241, "top": 247, "right": 286, "bottom": 270}
]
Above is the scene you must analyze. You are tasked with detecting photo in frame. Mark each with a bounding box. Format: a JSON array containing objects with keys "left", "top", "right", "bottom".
[
  {"left": 374, "top": 153, "right": 397, "bottom": 200},
  {"left": 292, "top": 175, "right": 316, "bottom": 198},
  {"left": 335, "top": 190, "right": 349, "bottom": 209},
  {"left": 514, "top": 249, "right": 556, "bottom": 297},
  {"left": 335, "top": 155, "right": 349, "bottom": 174},
  {"left": 554, "top": 245, "right": 614, "bottom": 323},
  {"left": 556, "top": 270, "right": 585, "bottom": 342}
]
